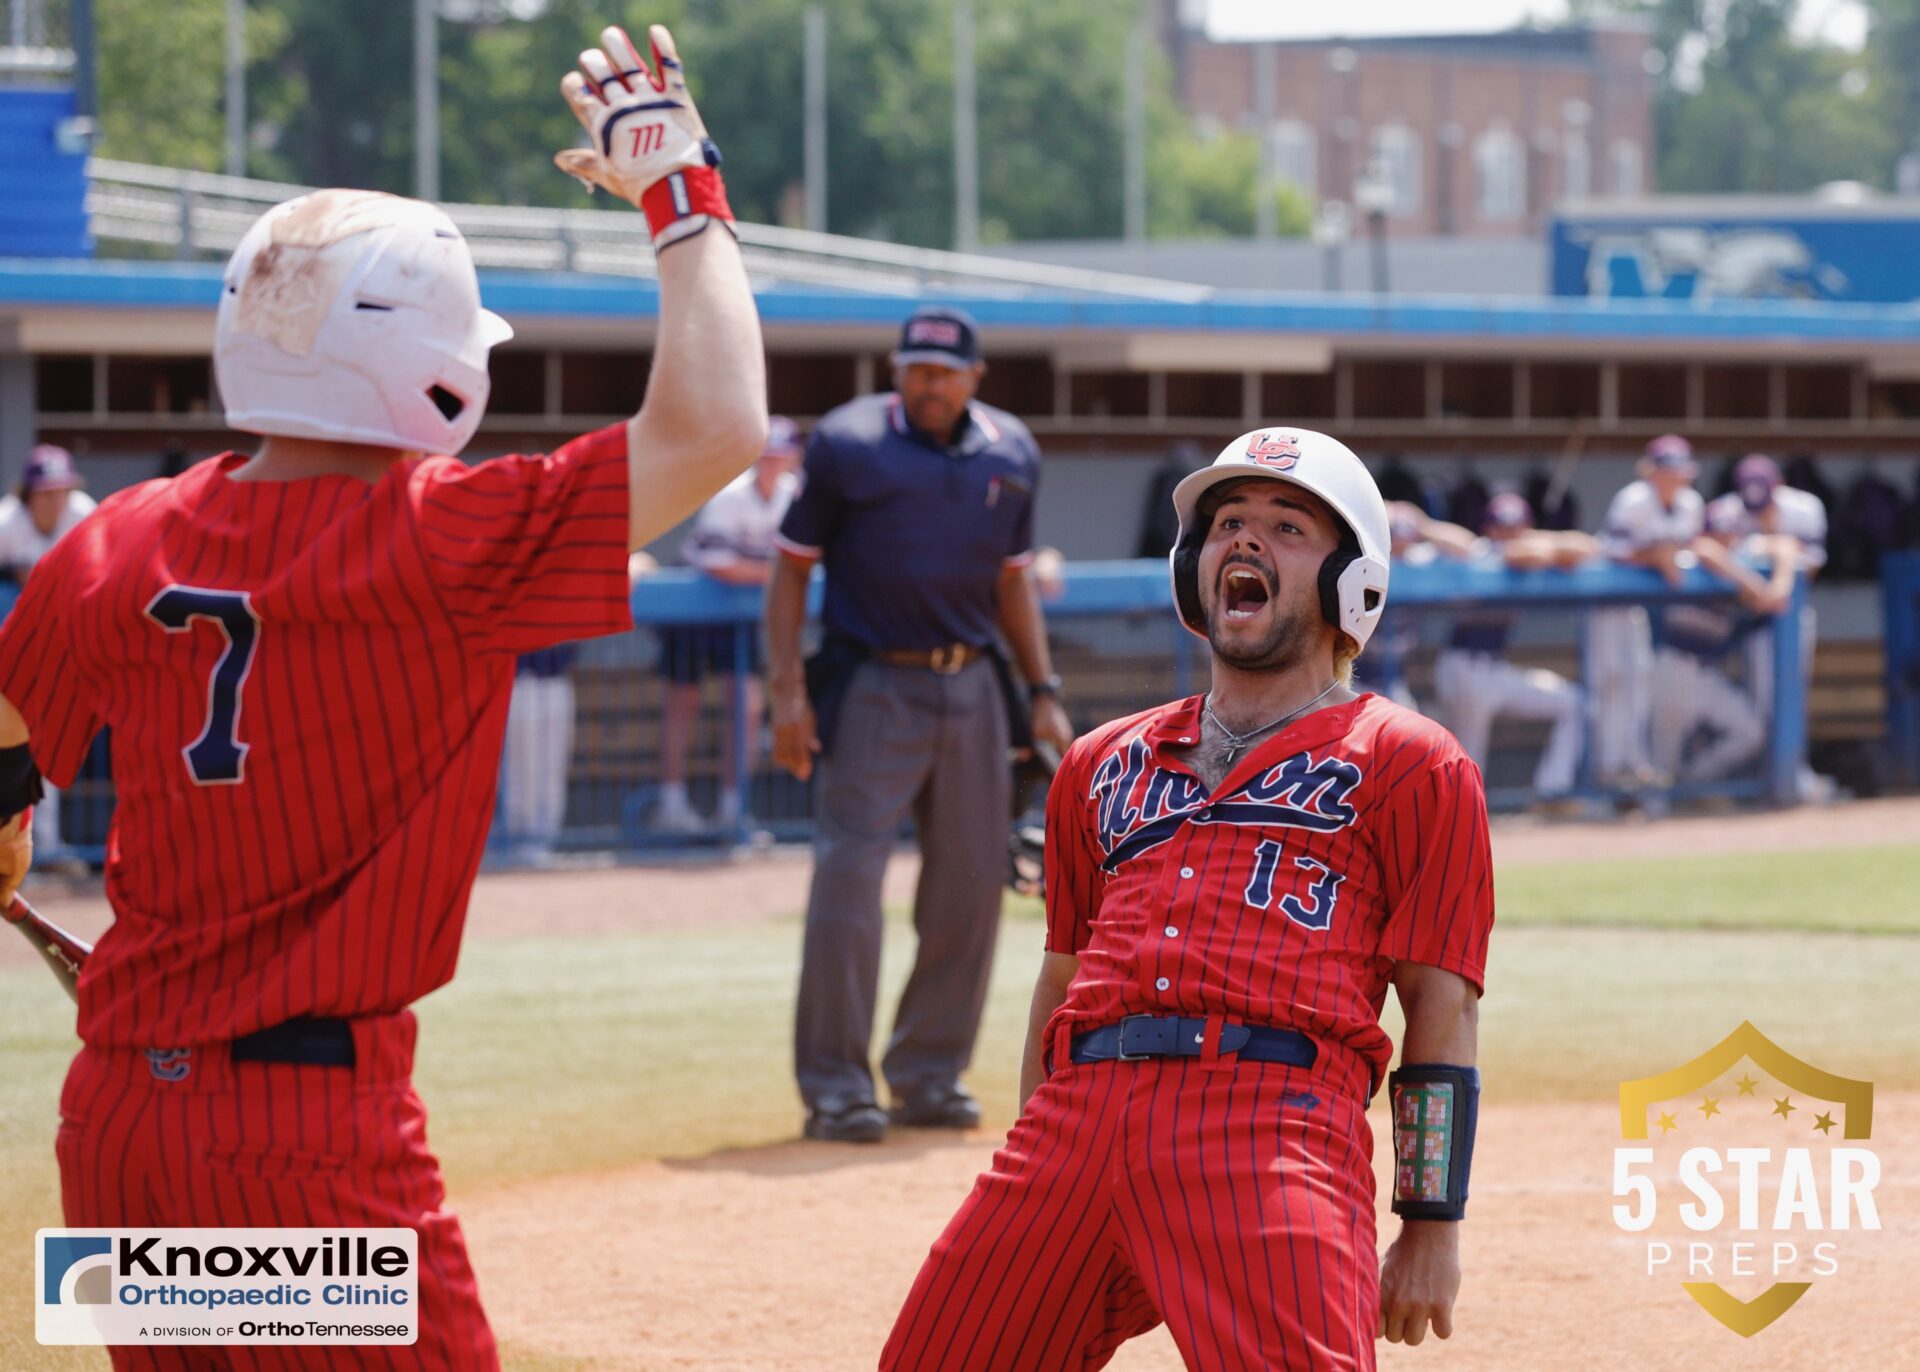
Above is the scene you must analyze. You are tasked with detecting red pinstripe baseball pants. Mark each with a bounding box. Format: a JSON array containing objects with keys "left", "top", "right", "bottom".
[
  {"left": 55, "top": 1010, "right": 498, "bottom": 1372},
  {"left": 883, "top": 1044, "right": 1378, "bottom": 1371}
]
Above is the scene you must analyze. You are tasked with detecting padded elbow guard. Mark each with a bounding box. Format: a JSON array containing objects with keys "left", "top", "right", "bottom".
[{"left": 1389, "top": 1064, "right": 1479, "bottom": 1220}]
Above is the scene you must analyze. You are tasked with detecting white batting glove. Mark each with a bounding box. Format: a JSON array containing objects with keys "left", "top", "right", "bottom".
[{"left": 554, "top": 23, "right": 735, "bottom": 248}]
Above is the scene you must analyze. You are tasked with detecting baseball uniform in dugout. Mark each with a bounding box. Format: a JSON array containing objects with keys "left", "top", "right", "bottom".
[{"left": 777, "top": 385, "right": 1042, "bottom": 1120}]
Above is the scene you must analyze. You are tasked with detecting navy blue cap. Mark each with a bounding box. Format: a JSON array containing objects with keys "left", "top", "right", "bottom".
[
  {"left": 23, "top": 445, "right": 81, "bottom": 492},
  {"left": 894, "top": 306, "right": 982, "bottom": 369},
  {"left": 1643, "top": 433, "right": 1696, "bottom": 472}
]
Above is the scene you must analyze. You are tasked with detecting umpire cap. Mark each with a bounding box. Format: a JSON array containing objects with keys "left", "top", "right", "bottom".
[{"left": 894, "top": 306, "right": 983, "bottom": 370}]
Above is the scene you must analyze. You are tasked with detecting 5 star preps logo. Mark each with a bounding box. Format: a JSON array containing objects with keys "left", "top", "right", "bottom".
[{"left": 1612, "top": 1023, "right": 1880, "bottom": 1337}]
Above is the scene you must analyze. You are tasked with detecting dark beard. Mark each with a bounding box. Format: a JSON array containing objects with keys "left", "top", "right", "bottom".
[{"left": 1206, "top": 597, "right": 1317, "bottom": 673}]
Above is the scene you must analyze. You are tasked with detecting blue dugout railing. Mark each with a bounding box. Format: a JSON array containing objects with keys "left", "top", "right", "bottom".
[
  {"left": 622, "top": 556, "right": 1811, "bottom": 822},
  {"left": 0, "top": 556, "right": 1813, "bottom": 864}
]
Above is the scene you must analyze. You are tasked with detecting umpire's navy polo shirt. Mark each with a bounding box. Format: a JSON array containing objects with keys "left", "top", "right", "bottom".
[{"left": 775, "top": 393, "right": 1039, "bottom": 651}]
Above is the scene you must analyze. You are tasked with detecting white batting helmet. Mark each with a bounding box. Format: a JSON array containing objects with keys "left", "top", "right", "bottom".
[
  {"left": 214, "top": 190, "right": 513, "bottom": 454},
  {"left": 1168, "top": 427, "right": 1391, "bottom": 650}
]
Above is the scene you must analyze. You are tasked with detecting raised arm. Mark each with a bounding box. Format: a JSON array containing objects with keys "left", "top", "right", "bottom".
[{"left": 553, "top": 22, "right": 768, "bottom": 550}]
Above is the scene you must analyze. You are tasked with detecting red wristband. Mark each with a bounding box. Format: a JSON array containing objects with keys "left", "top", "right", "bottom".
[{"left": 640, "top": 166, "right": 735, "bottom": 245}]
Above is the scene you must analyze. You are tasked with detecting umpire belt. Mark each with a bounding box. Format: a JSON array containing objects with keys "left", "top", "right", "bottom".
[
  {"left": 231, "top": 1016, "right": 356, "bottom": 1068},
  {"left": 873, "top": 643, "right": 985, "bottom": 674},
  {"left": 1070, "top": 1015, "right": 1317, "bottom": 1068}
]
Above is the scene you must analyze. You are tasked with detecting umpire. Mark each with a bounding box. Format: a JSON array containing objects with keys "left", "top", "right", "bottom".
[{"left": 767, "top": 305, "right": 1074, "bottom": 1143}]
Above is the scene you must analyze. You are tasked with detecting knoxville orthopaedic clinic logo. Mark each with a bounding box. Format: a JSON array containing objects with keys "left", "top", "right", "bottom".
[
  {"left": 1612, "top": 1023, "right": 1880, "bottom": 1337},
  {"left": 36, "top": 1228, "right": 419, "bottom": 1347}
]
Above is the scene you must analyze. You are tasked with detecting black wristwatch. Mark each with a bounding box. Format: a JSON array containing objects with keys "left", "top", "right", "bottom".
[{"left": 1027, "top": 674, "right": 1064, "bottom": 702}]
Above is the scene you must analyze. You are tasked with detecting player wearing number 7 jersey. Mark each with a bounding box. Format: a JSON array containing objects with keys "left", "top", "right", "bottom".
[
  {"left": 883, "top": 429, "right": 1495, "bottom": 1370},
  {"left": 0, "top": 21, "right": 760, "bottom": 1371}
]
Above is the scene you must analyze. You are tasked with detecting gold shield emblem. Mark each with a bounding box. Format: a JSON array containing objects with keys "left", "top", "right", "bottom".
[{"left": 1617, "top": 1021, "right": 1873, "bottom": 1336}]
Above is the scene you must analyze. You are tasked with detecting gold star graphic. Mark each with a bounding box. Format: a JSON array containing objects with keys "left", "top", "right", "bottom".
[
  {"left": 1656, "top": 1112, "right": 1679, "bottom": 1134},
  {"left": 1697, "top": 1097, "right": 1721, "bottom": 1120},
  {"left": 1733, "top": 1073, "right": 1760, "bottom": 1096},
  {"left": 1813, "top": 1112, "right": 1837, "bottom": 1135},
  {"left": 1773, "top": 1097, "right": 1796, "bottom": 1118}
]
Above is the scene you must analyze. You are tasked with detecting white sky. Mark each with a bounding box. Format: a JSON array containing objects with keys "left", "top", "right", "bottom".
[{"left": 1204, "top": 0, "right": 1869, "bottom": 51}]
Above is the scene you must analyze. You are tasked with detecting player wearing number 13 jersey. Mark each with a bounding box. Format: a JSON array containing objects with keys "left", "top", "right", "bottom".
[
  {"left": 884, "top": 430, "right": 1494, "bottom": 1370},
  {"left": 0, "top": 22, "right": 762, "bottom": 1371}
]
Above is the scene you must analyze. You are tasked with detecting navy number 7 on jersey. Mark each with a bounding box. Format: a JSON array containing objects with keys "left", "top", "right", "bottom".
[{"left": 144, "top": 587, "right": 261, "bottom": 785}]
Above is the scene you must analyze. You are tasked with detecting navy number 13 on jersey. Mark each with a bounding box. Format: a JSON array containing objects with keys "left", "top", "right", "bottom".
[{"left": 145, "top": 586, "right": 261, "bottom": 785}]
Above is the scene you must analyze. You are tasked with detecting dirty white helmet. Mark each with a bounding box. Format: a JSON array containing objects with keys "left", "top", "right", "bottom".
[
  {"left": 214, "top": 189, "right": 513, "bottom": 454},
  {"left": 1168, "top": 427, "right": 1391, "bottom": 650}
]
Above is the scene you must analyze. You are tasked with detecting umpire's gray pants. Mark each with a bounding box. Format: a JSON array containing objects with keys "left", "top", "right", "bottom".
[{"left": 795, "top": 659, "right": 1010, "bottom": 1111}]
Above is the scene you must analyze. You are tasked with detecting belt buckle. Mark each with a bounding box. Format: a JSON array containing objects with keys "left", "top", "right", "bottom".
[
  {"left": 930, "top": 644, "right": 966, "bottom": 675},
  {"left": 1116, "top": 1015, "right": 1158, "bottom": 1062}
]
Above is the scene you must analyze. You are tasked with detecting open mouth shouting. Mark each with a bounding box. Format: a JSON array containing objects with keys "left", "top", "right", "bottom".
[{"left": 1221, "top": 565, "right": 1271, "bottom": 621}]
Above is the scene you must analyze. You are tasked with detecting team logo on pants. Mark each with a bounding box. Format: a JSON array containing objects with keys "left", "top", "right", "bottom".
[
  {"left": 1611, "top": 1022, "right": 1880, "bottom": 1336},
  {"left": 144, "top": 1048, "right": 192, "bottom": 1082}
]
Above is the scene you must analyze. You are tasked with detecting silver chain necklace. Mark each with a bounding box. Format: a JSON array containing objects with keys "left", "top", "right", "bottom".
[{"left": 1202, "top": 679, "right": 1342, "bottom": 762}]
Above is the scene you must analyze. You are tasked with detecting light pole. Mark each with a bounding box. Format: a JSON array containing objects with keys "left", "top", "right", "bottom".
[
  {"left": 414, "top": 0, "right": 439, "bottom": 201},
  {"left": 1312, "top": 199, "right": 1350, "bottom": 293},
  {"left": 1353, "top": 155, "right": 1394, "bottom": 295},
  {"left": 225, "top": 0, "right": 245, "bottom": 177}
]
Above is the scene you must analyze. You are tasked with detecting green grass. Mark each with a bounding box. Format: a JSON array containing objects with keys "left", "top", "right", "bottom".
[
  {"left": 1492, "top": 843, "right": 1920, "bottom": 935},
  {"left": 2, "top": 841, "right": 1914, "bottom": 1366}
]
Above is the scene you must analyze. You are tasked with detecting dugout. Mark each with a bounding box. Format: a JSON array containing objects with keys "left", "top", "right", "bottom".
[{"left": 0, "top": 162, "right": 1912, "bottom": 802}]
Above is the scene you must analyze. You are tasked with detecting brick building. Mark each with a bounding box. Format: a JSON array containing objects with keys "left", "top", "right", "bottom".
[{"left": 1164, "top": 11, "right": 1656, "bottom": 237}]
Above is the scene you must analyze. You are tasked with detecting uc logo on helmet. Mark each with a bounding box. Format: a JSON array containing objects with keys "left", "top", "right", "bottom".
[{"left": 1244, "top": 432, "right": 1301, "bottom": 468}]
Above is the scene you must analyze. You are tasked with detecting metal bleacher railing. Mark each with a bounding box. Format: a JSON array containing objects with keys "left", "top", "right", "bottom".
[
  {"left": 83, "top": 158, "right": 1215, "bottom": 302},
  {"left": 6, "top": 558, "right": 1813, "bottom": 867}
]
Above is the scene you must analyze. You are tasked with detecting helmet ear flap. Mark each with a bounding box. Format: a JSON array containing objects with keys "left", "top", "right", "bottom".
[
  {"left": 1172, "top": 531, "right": 1206, "bottom": 632},
  {"left": 1317, "top": 532, "right": 1361, "bottom": 629}
]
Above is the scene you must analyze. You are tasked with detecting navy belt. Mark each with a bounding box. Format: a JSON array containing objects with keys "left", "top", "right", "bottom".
[
  {"left": 231, "top": 1016, "right": 356, "bottom": 1068},
  {"left": 1070, "top": 1015, "right": 1317, "bottom": 1068}
]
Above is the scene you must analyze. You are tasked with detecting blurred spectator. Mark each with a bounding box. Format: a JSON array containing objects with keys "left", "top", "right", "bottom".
[
  {"left": 1522, "top": 464, "right": 1579, "bottom": 531},
  {"left": 1590, "top": 435, "right": 1705, "bottom": 790},
  {"left": 0, "top": 446, "right": 97, "bottom": 868},
  {"left": 1833, "top": 460, "right": 1903, "bottom": 580},
  {"left": 1357, "top": 505, "right": 1430, "bottom": 708},
  {"left": 1134, "top": 441, "right": 1205, "bottom": 559},
  {"left": 1648, "top": 497, "right": 1791, "bottom": 786},
  {"left": 498, "top": 646, "right": 579, "bottom": 867},
  {"left": 1446, "top": 466, "right": 1491, "bottom": 536},
  {"left": 1707, "top": 454, "right": 1833, "bottom": 800},
  {"left": 1408, "top": 494, "right": 1594, "bottom": 807},
  {"left": 655, "top": 417, "right": 804, "bottom": 835},
  {"left": 1373, "top": 452, "right": 1445, "bottom": 516},
  {"left": 0, "top": 446, "right": 97, "bottom": 582}
]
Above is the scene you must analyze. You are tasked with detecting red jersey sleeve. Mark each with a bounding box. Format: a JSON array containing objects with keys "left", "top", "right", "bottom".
[
  {"left": 1376, "top": 755, "right": 1495, "bottom": 992},
  {"left": 0, "top": 530, "right": 103, "bottom": 786},
  {"left": 410, "top": 424, "right": 634, "bottom": 654},
  {"left": 1043, "top": 738, "right": 1105, "bottom": 955}
]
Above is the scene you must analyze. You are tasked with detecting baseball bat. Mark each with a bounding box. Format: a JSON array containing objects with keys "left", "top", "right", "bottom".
[{"left": 2, "top": 893, "right": 91, "bottom": 1003}]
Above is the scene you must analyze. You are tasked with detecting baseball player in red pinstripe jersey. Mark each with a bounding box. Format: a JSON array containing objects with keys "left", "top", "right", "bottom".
[
  {"left": 0, "top": 23, "right": 762, "bottom": 1370},
  {"left": 883, "top": 429, "right": 1494, "bottom": 1370}
]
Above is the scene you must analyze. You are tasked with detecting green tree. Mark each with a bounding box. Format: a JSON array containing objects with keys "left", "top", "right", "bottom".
[
  {"left": 88, "top": 0, "right": 1312, "bottom": 246},
  {"left": 1645, "top": 0, "right": 1902, "bottom": 192},
  {"left": 94, "top": 0, "right": 228, "bottom": 169}
]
